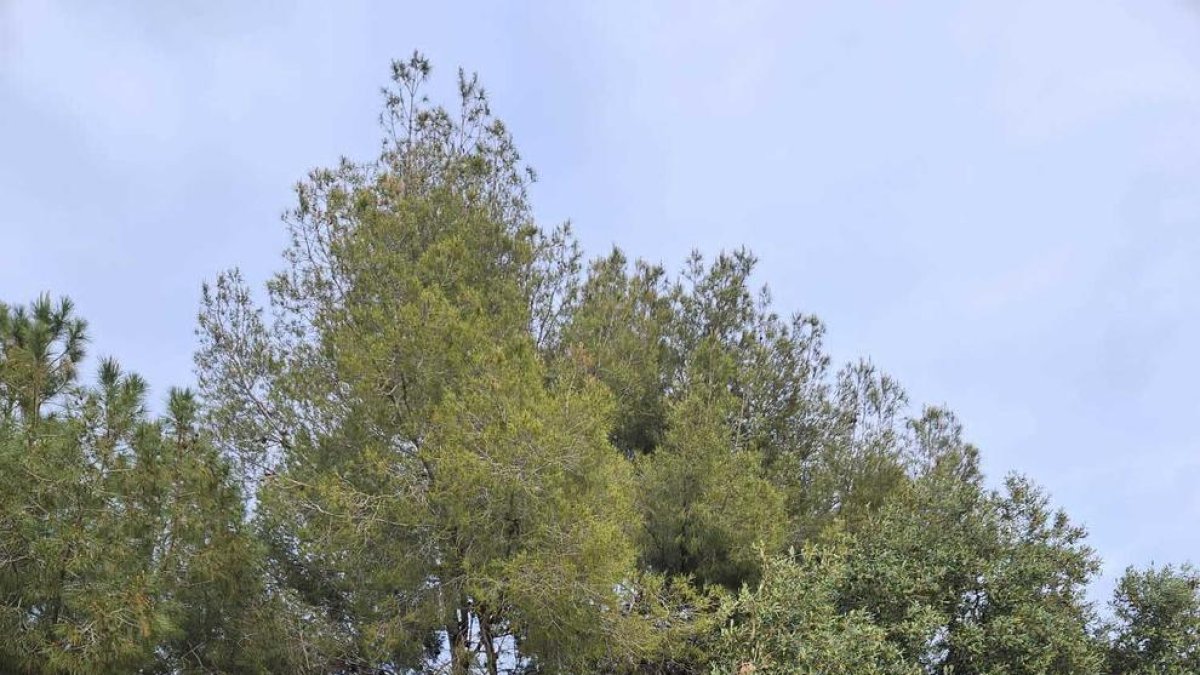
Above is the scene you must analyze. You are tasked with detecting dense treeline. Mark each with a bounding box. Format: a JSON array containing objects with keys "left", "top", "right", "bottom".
[{"left": 2, "top": 54, "right": 1198, "bottom": 674}]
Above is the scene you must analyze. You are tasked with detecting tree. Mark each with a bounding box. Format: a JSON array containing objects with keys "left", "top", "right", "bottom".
[
  {"left": 558, "top": 249, "right": 674, "bottom": 457},
  {"left": 635, "top": 356, "right": 787, "bottom": 590},
  {"left": 7, "top": 51, "right": 1196, "bottom": 675},
  {"left": 1106, "top": 564, "right": 1200, "bottom": 674},
  {"left": 197, "top": 53, "right": 643, "bottom": 673},
  {"left": 842, "top": 442, "right": 1103, "bottom": 674},
  {"left": 710, "top": 545, "right": 917, "bottom": 675},
  {"left": 0, "top": 297, "right": 276, "bottom": 674},
  {"left": 0, "top": 295, "right": 87, "bottom": 421}
]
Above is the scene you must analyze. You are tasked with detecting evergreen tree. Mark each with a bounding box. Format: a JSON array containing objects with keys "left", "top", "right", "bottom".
[
  {"left": 0, "top": 297, "right": 270, "bottom": 674},
  {"left": 197, "top": 53, "right": 643, "bottom": 673},
  {"left": 5, "top": 52, "right": 1198, "bottom": 675},
  {"left": 635, "top": 354, "right": 787, "bottom": 590}
]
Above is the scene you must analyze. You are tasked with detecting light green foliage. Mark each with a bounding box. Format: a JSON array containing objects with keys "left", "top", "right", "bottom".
[
  {"left": 954, "top": 476, "right": 1102, "bottom": 674},
  {"left": 711, "top": 545, "right": 918, "bottom": 675},
  {"left": 197, "top": 52, "right": 643, "bottom": 673},
  {"left": 142, "top": 390, "right": 295, "bottom": 675},
  {"left": 425, "top": 359, "right": 638, "bottom": 670},
  {"left": 839, "top": 445, "right": 991, "bottom": 669},
  {"left": 604, "top": 572, "right": 728, "bottom": 673},
  {"left": 779, "top": 359, "right": 912, "bottom": 543},
  {"left": 1106, "top": 564, "right": 1200, "bottom": 674}
]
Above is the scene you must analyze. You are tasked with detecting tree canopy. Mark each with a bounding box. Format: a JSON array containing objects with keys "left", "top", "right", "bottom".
[{"left": 2, "top": 53, "right": 1196, "bottom": 674}]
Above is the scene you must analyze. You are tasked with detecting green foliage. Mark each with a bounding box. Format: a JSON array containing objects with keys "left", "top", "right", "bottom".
[
  {"left": 559, "top": 249, "right": 674, "bottom": 456},
  {"left": 0, "top": 295, "right": 87, "bottom": 420},
  {"left": 1106, "top": 564, "right": 1200, "bottom": 674},
  {"left": 711, "top": 545, "right": 917, "bottom": 675},
  {"left": 636, "top": 372, "right": 787, "bottom": 590},
  {"left": 197, "top": 52, "right": 645, "bottom": 674},
  {"left": 842, "top": 460, "right": 1103, "bottom": 674},
  {"left": 5, "top": 53, "right": 1197, "bottom": 674},
  {"left": 0, "top": 299, "right": 272, "bottom": 674}
]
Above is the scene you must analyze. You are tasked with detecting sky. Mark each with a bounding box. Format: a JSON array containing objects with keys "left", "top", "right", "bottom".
[{"left": 3, "top": 0, "right": 1200, "bottom": 599}]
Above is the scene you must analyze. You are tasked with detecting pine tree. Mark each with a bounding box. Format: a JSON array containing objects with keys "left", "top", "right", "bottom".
[
  {"left": 1, "top": 298, "right": 274, "bottom": 674},
  {"left": 197, "top": 53, "right": 643, "bottom": 673},
  {"left": 6, "top": 51, "right": 1197, "bottom": 675}
]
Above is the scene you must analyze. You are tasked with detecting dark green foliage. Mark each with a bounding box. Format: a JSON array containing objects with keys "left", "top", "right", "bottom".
[
  {"left": 559, "top": 249, "right": 674, "bottom": 457},
  {"left": 636, "top": 378, "right": 787, "bottom": 590},
  {"left": 0, "top": 299, "right": 276, "bottom": 674}
]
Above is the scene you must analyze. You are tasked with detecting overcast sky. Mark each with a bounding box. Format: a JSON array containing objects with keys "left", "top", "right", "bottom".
[{"left": 3, "top": 0, "right": 1200, "bottom": 599}]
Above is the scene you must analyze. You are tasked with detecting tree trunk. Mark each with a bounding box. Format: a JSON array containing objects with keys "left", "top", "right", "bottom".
[
  {"left": 448, "top": 598, "right": 472, "bottom": 675},
  {"left": 480, "top": 615, "right": 499, "bottom": 675}
]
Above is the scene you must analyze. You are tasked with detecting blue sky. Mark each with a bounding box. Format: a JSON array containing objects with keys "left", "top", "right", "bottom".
[{"left": 3, "top": 0, "right": 1199, "bottom": 598}]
